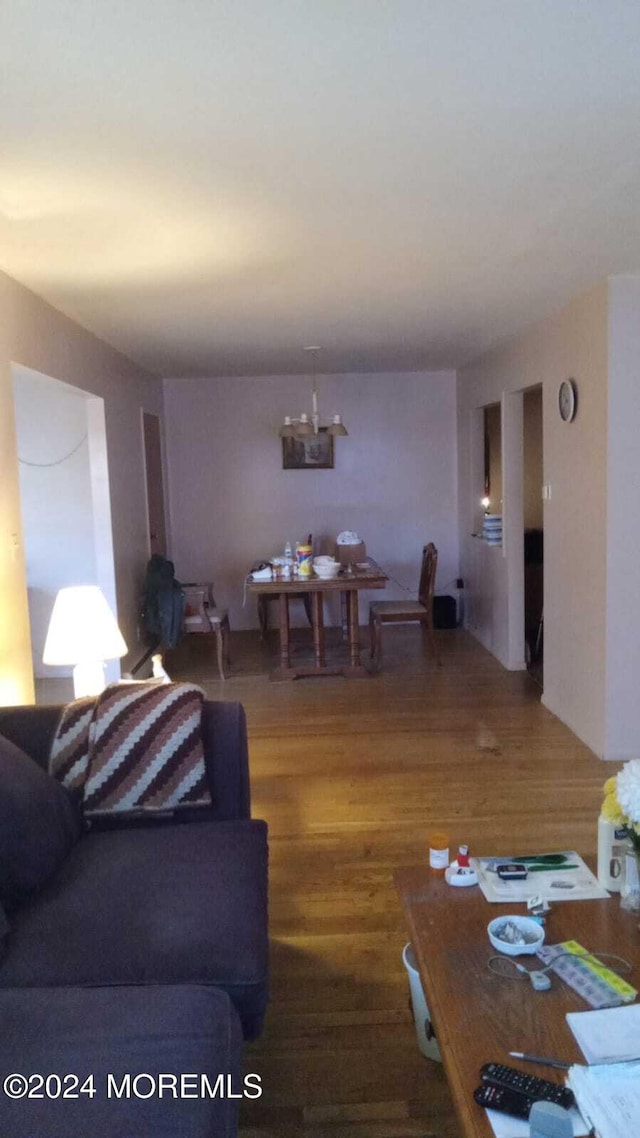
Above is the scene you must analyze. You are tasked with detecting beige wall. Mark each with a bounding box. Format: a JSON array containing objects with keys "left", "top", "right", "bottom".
[
  {"left": 605, "top": 276, "right": 640, "bottom": 760},
  {"left": 458, "top": 282, "right": 608, "bottom": 757},
  {"left": 0, "top": 270, "right": 163, "bottom": 705},
  {"left": 163, "top": 370, "right": 459, "bottom": 631}
]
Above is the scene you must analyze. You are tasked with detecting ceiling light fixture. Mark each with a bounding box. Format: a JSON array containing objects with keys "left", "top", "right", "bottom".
[{"left": 279, "top": 346, "right": 348, "bottom": 439}]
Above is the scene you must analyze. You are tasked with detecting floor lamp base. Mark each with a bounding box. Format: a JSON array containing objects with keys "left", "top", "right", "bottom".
[{"left": 72, "top": 661, "right": 106, "bottom": 699}]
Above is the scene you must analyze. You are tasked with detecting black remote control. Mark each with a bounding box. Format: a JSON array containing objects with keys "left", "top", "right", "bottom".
[
  {"left": 480, "top": 1063, "right": 575, "bottom": 1109},
  {"left": 473, "top": 1083, "right": 533, "bottom": 1119}
]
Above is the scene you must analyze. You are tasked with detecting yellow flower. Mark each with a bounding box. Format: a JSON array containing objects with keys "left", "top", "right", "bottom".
[
  {"left": 601, "top": 789, "right": 625, "bottom": 826},
  {"left": 603, "top": 776, "right": 618, "bottom": 797}
]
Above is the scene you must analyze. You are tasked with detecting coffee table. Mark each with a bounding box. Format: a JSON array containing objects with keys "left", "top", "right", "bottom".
[{"left": 394, "top": 865, "right": 640, "bottom": 1138}]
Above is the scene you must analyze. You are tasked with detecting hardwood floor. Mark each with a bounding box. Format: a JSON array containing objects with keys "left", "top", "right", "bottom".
[{"left": 167, "top": 625, "right": 608, "bottom": 1138}]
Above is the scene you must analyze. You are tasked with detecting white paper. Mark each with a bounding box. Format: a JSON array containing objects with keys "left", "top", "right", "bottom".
[
  {"left": 472, "top": 851, "right": 610, "bottom": 904},
  {"left": 485, "top": 1104, "right": 588, "bottom": 1138},
  {"left": 566, "top": 1003, "right": 640, "bottom": 1064},
  {"left": 567, "top": 1061, "right": 640, "bottom": 1138}
]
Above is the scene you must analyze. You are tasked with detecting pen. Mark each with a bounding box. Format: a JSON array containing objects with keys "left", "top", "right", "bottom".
[{"left": 509, "top": 1051, "right": 571, "bottom": 1070}]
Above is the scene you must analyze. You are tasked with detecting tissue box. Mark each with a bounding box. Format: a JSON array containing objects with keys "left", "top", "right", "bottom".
[{"left": 335, "top": 541, "right": 366, "bottom": 567}]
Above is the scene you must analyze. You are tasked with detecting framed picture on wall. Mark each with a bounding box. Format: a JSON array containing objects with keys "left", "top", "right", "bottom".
[{"left": 282, "top": 427, "right": 334, "bottom": 470}]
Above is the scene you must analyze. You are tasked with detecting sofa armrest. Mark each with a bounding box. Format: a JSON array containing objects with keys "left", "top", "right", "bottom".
[
  {"left": 0, "top": 696, "right": 250, "bottom": 823},
  {"left": 0, "top": 698, "right": 252, "bottom": 821},
  {"left": 0, "top": 705, "right": 62, "bottom": 772},
  {"left": 202, "top": 700, "right": 251, "bottom": 820}
]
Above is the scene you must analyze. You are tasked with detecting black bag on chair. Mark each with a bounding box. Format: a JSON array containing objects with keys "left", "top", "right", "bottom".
[{"left": 141, "top": 555, "right": 185, "bottom": 648}]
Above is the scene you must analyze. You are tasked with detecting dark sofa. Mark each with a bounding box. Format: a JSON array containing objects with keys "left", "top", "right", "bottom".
[{"left": 0, "top": 699, "right": 268, "bottom": 1137}]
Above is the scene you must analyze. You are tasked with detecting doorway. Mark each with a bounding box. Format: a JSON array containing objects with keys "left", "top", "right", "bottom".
[
  {"left": 483, "top": 402, "right": 502, "bottom": 512},
  {"left": 142, "top": 411, "right": 167, "bottom": 557},
  {"left": 523, "top": 386, "right": 544, "bottom": 686},
  {"left": 12, "top": 365, "right": 119, "bottom": 702}
]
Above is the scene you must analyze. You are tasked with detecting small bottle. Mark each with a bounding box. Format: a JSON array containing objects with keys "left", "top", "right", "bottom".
[
  {"left": 428, "top": 832, "right": 450, "bottom": 872},
  {"left": 457, "top": 844, "right": 470, "bottom": 869},
  {"left": 284, "top": 540, "right": 293, "bottom": 562},
  {"left": 597, "top": 814, "right": 627, "bottom": 893}
]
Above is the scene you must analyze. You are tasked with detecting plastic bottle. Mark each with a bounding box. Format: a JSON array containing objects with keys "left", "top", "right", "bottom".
[
  {"left": 428, "top": 831, "right": 450, "bottom": 871},
  {"left": 597, "top": 814, "right": 628, "bottom": 892},
  {"left": 296, "top": 541, "right": 313, "bottom": 578},
  {"left": 284, "top": 541, "right": 292, "bottom": 562}
]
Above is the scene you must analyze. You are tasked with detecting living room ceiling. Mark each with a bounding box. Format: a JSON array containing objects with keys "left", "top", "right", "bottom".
[{"left": 2, "top": 2, "right": 640, "bottom": 378}]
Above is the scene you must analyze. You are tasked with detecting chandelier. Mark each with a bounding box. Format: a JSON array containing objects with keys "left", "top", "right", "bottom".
[{"left": 279, "top": 347, "right": 348, "bottom": 439}]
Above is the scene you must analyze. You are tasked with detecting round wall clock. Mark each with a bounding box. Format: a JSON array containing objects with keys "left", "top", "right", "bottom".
[{"left": 558, "top": 378, "right": 577, "bottom": 422}]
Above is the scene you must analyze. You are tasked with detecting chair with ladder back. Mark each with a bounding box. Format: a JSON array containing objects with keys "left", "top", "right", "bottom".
[{"left": 369, "top": 543, "right": 440, "bottom": 669}]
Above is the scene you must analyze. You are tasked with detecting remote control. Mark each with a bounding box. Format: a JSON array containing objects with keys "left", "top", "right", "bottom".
[
  {"left": 473, "top": 1082, "right": 533, "bottom": 1118},
  {"left": 480, "top": 1063, "right": 575, "bottom": 1109}
]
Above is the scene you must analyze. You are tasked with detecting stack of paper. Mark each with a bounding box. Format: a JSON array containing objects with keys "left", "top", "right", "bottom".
[
  {"left": 565, "top": 1004, "right": 640, "bottom": 1138},
  {"left": 471, "top": 851, "right": 610, "bottom": 903},
  {"left": 567, "top": 1062, "right": 640, "bottom": 1138},
  {"left": 566, "top": 1003, "right": 640, "bottom": 1063}
]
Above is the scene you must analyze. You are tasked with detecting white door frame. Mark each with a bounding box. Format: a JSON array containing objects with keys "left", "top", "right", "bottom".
[
  {"left": 12, "top": 365, "right": 120, "bottom": 690},
  {"left": 502, "top": 390, "right": 526, "bottom": 670}
]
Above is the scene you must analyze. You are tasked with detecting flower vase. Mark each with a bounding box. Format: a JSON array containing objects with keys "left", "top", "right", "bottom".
[{"left": 620, "top": 849, "right": 640, "bottom": 914}]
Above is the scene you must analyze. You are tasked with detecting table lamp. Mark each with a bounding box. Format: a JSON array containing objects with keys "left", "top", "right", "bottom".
[{"left": 43, "top": 585, "right": 128, "bottom": 699}]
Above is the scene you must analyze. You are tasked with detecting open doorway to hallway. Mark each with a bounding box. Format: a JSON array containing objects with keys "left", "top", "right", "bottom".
[
  {"left": 523, "top": 385, "right": 543, "bottom": 687},
  {"left": 12, "top": 365, "right": 119, "bottom": 703}
]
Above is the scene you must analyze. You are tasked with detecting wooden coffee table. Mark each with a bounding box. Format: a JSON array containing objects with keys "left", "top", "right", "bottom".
[{"left": 394, "top": 865, "right": 640, "bottom": 1138}]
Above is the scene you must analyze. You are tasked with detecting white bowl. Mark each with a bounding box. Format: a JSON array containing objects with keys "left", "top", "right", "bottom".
[
  {"left": 313, "top": 557, "right": 340, "bottom": 579},
  {"left": 487, "top": 915, "right": 545, "bottom": 956}
]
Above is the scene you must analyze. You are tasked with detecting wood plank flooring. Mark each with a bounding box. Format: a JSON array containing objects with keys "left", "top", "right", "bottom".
[{"left": 167, "top": 626, "right": 609, "bottom": 1138}]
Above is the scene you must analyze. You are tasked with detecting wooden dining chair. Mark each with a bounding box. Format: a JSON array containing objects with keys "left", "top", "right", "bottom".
[
  {"left": 369, "top": 543, "right": 440, "bottom": 668},
  {"left": 182, "top": 583, "right": 231, "bottom": 680}
]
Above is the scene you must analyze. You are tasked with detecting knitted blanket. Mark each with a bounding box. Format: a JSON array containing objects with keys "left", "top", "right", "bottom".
[{"left": 49, "top": 682, "right": 211, "bottom": 816}]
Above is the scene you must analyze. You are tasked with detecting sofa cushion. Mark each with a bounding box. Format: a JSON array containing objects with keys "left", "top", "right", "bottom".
[
  {"left": 0, "top": 818, "right": 269, "bottom": 1039},
  {"left": 0, "top": 984, "right": 243, "bottom": 1137},
  {"left": 0, "top": 733, "right": 83, "bottom": 910},
  {"left": 0, "top": 903, "right": 9, "bottom": 951}
]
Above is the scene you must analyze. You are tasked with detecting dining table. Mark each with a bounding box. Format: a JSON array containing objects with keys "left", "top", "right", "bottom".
[{"left": 247, "top": 559, "right": 388, "bottom": 679}]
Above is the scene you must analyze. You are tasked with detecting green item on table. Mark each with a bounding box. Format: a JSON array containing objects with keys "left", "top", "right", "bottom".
[
  {"left": 508, "top": 853, "right": 580, "bottom": 872},
  {"left": 526, "top": 863, "right": 579, "bottom": 872}
]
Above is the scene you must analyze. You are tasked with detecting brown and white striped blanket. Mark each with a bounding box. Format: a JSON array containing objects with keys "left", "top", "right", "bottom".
[{"left": 49, "top": 682, "right": 212, "bottom": 816}]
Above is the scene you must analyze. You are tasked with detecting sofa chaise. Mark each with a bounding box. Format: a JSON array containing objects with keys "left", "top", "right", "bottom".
[{"left": 0, "top": 697, "right": 268, "bottom": 1138}]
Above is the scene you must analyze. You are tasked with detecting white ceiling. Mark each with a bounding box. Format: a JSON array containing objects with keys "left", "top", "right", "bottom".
[{"left": 2, "top": 1, "right": 640, "bottom": 378}]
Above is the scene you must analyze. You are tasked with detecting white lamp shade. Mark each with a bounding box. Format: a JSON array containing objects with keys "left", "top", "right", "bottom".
[{"left": 43, "top": 586, "right": 127, "bottom": 665}]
